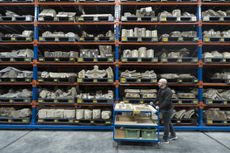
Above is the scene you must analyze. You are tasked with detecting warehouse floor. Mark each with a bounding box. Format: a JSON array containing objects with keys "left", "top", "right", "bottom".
[{"left": 0, "top": 130, "right": 229, "bottom": 153}]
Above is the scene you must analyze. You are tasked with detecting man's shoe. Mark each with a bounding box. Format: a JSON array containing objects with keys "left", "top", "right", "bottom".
[
  {"left": 161, "top": 140, "right": 170, "bottom": 144},
  {"left": 169, "top": 136, "right": 178, "bottom": 141}
]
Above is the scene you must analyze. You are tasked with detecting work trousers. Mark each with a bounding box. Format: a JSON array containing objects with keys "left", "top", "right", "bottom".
[{"left": 161, "top": 109, "right": 176, "bottom": 141}]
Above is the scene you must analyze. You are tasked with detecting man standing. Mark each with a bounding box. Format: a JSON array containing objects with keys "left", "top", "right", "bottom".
[{"left": 153, "top": 78, "right": 177, "bottom": 143}]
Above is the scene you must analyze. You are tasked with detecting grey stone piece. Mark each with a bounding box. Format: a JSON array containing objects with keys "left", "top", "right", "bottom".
[
  {"left": 141, "top": 70, "right": 157, "bottom": 79},
  {"left": 183, "top": 109, "right": 195, "bottom": 119},
  {"left": 76, "top": 109, "right": 84, "bottom": 120},
  {"left": 39, "top": 87, "right": 77, "bottom": 99},
  {"left": 106, "top": 67, "right": 114, "bottom": 79},
  {"left": 202, "top": 9, "right": 228, "bottom": 17},
  {"left": 205, "top": 108, "right": 227, "bottom": 121},
  {"left": 77, "top": 90, "right": 113, "bottom": 100},
  {"left": 84, "top": 109, "right": 92, "bottom": 120},
  {"left": 174, "top": 109, "right": 187, "bottom": 120},
  {"left": 99, "top": 45, "right": 113, "bottom": 58},
  {"left": 101, "top": 111, "right": 111, "bottom": 120},
  {"left": 160, "top": 73, "right": 179, "bottom": 79},
  {"left": 0, "top": 49, "right": 33, "bottom": 58},
  {"left": 122, "top": 28, "right": 157, "bottom": 38},
  {"left": 78, "top": 70, "right": 85, "bottom": 79},
  {"left": 39, "top": 9, "right": 57, "bottom": 17},
  {"left": 84, "top": 66, "right": 107, "bottom": 79},
  {"left": 121, "top": 70, "right": 141, "bottom": 79},
  {"left": 0, "top": 89, "right": 31, "bottom": 98},
  {"left": 0, "top": 67, "right": 32, "bottom": 78},
  {"left": 4, "top": 30, "right": 33, "bottom": 38},
  {"left": 0, "top": 107, "right": 31, "bottom": 118},
  {"left": 93, "top": 109, "right": 101, "bottom": 120},
  {"left": 56, "top": 12, "right": 76, "bottom": 18},
  {"left": 40, "top": 71, "right": 77, "bottom": 79}
]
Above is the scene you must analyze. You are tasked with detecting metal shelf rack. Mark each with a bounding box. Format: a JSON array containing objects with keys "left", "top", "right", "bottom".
[{"left": 0, "top": 0, "right": 229, "bottom": 131}]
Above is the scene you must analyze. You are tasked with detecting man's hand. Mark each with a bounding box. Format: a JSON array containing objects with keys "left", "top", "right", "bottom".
[{"left": 150, "top": 102, "right": 159, "bottom": 110}]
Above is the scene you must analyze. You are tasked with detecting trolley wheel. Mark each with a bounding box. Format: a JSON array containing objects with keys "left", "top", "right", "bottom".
[
  {"left": 153, "top": 142, "right": 160, "bottom": 149},
  {"left": 113, "top": 141, "right": 118, "bottom": 149},
  {"left": 156, "top": 142, "right": 160, "bottom": 149}
]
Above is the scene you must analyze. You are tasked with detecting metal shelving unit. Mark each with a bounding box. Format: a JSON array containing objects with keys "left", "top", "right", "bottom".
[{"left": 0, "top": 0, "right": 229, "bottom": 131}]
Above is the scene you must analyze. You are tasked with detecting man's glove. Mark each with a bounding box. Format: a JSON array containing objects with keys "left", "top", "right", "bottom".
[{"left": 150, "top": 102, "right": 159, "bottom": 110}]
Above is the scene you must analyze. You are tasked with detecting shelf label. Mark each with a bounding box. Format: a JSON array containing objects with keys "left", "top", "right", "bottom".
[
  {"left": 161, "top": 17, "right": 167, "bottom": 22},
  {"left": 203, "top": 16, "right": 209, "bottom": 21},
  {"left": 178, "top": 59, "right": 182, "bottom": 63},
  {"left": 39, "top": 37, "right": 44, "bottom": 41},
  {"left": 77, "top": 99, "right": 82, "bottom": 103},
  {"left": 178, "top": 37, "right": 183, "bottom": 41},
  {"left": 68, "top": 99, "right": 72, "bottom": 103},
  {"left": 121, "top": 78, "right": 126, "bottom": 83},
  {"left": 162, "top": 37, "right": 168, "bottom": 42},
  {"left": 38, "top": 100, "right": 43, "bottom": 103},
  {"left": 39, "top": 58, "right": 44, "bottom": 62},
  {"left": 122, "top": 37, "right": 127, "bottom": 41},
  {"left": 192, "top": 17, "right": 197, "bottom": 21},
  {"left": 204, "top": 38, "right": 210, "bottom": 42},
  {"left": 25, "top": 58, "right": 30, "bottom": 62},
  {"left": 133, "top": 110, "right": 140, "bottom": 114},
  {"left": 78, "top": 58, "right": 83, "bottom": 62}
]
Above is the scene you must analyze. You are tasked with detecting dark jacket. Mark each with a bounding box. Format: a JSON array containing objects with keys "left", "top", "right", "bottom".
[{"left": 154, "top": 86, "right": 173, "bottom": 111}]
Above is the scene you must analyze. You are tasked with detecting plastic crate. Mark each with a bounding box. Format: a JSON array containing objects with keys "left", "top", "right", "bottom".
[
  {"left": 115, "top": 129, "right": 125, "bottom": 138},
  {"left": 141, "top": 129, "right": 157, "bottom": 140},
  {"left": 125, "top": 128, "right": 140, "bottom": 139}
]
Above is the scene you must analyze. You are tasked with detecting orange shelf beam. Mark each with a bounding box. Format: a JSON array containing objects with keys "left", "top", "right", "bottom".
[
  {"left": 202, "top": 42, "right": 230, "bottom": 46},
  {"left": 120, "top": 22, "right": 199, "bottom": 25},
  {"left": 119, "top": 42, "right": 198, "bottom": 45},
  {"left": 202, "top": 22, "right": 230, "bottom": 26},
  {"left": 0, "top": 2, "right": 35, "bottom": 6},
  {"left": 0, "top": 42, "right": 33, "bottom": 45},
  {"left": 120, "top": 62, "right": 198, "bottom": 67},
  {"left": 0, "top": 83, "right": 32, "bottom": 85},
  {"left": 37, "top": 22, "right": 115, "bottom": 25},
  {"left": 37, "top": 62, "right": 115, "bottom": 66},
  {"left": 120, "top": 2, "right": 198, "bottom": 5},
  {"left": 203, "top": 83, "right": 230, "bottom": 87},
  {"left": 38, "top": 42, "right": 115, "bottom": 45},
  {"left": 202, "top": 2, "right": 230, "bottom": 6},
  {"left": 119, "top": 83, "right": 197, "bottom": 87},
  {"left": 0, "top": 62, "right": 33, "bottom": 66},
  {"left": 203, "top": 63, "right": 230, "bottom": 67},
  {"left": 0, "top": 22, "right": 34, "bottom": 25},
  {"left": 0, "top": 103, "right": 32, "bottom": 106},
  {"left": 37, "top": 2, "right": 115, "bottom": 5}
]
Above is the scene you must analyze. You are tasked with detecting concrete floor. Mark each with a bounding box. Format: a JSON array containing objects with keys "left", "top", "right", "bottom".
[{"left": 0, "top": 131, "right": 229, "bottom": 153}]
